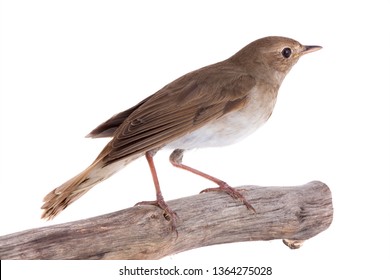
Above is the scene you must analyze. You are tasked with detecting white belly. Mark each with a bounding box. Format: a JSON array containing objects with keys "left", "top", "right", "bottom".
[{"left": 166, "top": 87, "right": 278, "bottom": 150}]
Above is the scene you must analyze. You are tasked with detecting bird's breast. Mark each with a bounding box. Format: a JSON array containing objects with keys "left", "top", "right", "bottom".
[{"left": 166, "top": 85, "right": 278, "bottom": 150}]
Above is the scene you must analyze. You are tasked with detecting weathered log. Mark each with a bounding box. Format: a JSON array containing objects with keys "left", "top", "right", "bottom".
[{"left": 0, "top": 181, "right": 332, "bottom": 259}]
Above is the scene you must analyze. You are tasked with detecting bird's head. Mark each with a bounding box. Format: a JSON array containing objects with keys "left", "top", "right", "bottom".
[{"left": 231, "top": 36, "right": 322, "bottom": 83}]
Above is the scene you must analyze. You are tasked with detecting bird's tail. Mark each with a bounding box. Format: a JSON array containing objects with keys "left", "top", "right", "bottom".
[{"left": 41, "top": 154, "right": 141, "bottom": 220}]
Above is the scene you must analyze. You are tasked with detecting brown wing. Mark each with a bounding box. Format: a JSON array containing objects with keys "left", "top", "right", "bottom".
[
  {"left": 100, "top": 61, "right": 256, "bottom": 165},
  {"left": 86, "top": 95, "right": 154, "bottom": 138}
]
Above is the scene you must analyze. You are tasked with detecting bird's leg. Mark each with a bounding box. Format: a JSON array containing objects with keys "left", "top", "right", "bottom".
[
  {"left": 135, "top": 150, "right": 178, "bottom": 232},
  {"left": 169, "top": 149, "right": 255, "bottom": 212}
]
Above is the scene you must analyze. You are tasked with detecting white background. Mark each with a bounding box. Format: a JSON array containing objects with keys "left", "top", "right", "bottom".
[{"left": 1, "top": 0, "right": 389, "bottom": 278}]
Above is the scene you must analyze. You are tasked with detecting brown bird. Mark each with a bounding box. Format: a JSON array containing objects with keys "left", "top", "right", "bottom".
[{"left": 41, "top": 36, "right": 321, "bottom": 229}]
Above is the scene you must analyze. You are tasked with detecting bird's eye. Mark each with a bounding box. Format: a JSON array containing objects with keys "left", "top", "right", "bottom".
[{"left": 282, "top": 47, "right": 292, "bottom": 58}]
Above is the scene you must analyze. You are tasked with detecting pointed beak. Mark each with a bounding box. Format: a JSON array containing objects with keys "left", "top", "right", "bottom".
[{"left": 301, "top": 45, "right": 322, "bottom": 55}]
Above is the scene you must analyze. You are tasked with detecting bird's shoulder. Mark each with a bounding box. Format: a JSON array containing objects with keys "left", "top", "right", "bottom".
[{"left": 132, "top": 61, "right": 256, "bottom": 120}]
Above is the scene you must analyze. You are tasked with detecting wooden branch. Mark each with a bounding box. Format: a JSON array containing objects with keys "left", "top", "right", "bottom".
[{"left": 0, "top": 181, "right": 332, "bottom": 260}]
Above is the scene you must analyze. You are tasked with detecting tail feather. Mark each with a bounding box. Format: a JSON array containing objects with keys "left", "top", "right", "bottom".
[
  {"left": 41, "top": 161, "right": 104, "bottom": 220},
  {"left": 41, "top": 153, "right": 142, "bottom": 220}
]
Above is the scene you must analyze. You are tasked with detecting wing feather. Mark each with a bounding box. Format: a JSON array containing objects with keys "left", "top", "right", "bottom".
[{"left": 99, "top": 61, "right": 256, "bottom": 164}]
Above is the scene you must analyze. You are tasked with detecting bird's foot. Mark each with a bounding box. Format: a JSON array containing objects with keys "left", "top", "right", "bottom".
[
  {"left": 135, "top": 195, "right": 178, "bottom": 235},
  {"left": 201, "top": 182, "right": 256, "bottom": 213}
]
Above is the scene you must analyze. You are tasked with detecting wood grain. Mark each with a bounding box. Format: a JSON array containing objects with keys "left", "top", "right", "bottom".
[{"left": 0, "top": 181, "right": 332, "bottom": 259}]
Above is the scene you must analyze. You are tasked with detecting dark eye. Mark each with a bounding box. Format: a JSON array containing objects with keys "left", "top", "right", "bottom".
[{"left": 282, "top": 47, "right": 292, "bottom": 58}]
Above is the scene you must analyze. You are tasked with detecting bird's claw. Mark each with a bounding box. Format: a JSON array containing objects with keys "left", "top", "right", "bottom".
[
  {"left": 135, "top": 199, "right": 178, "bottom": 235},
  {"left": 201, "top": 183, "right": 256, "bottom": 213}
]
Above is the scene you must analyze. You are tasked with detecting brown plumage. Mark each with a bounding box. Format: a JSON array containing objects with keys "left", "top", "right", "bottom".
[{"left": 41, "top": 36, "right": 321, "bottom": 225}]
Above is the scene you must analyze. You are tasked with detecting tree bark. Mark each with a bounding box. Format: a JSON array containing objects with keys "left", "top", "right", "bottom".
[{"left": 0, "top": 181, "right": 332, "bottom": 259}]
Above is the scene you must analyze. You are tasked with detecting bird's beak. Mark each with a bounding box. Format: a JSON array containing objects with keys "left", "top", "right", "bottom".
[{"left": 301, "top": 45, "right": 322, "bottom": 55}]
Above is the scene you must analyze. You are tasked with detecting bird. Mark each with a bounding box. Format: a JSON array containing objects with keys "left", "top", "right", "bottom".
[{"left": 41, "top": 36, "right": 321, "bottom": 230}]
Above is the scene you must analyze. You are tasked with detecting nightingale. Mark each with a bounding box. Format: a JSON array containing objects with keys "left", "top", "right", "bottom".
[{"left": 41, "top": 36, "right": 321, "bottom": 230}]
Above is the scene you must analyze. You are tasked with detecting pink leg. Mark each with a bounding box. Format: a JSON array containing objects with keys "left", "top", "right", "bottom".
[
  {"left": 136, "top": 150, "right": 178, "bottom": 233},
  {"left": 169, "top": 149, "right": 255, "bottom": 212}
]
